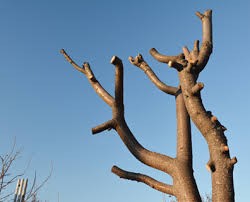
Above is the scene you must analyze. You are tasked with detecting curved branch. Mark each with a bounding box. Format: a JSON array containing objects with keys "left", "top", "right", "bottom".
[
  {"left": 60, "top": 49, "right": 115, "bottom": 107},
  {"left": 112, "top": 166, "right": 175, "bottom": 196},
  {"left": 129, "top": 54, "right": 178, "bottom": 95},
  {"left": 150, "top": 48, "right": 185, "bottom": 71},
  {"left": 150, "top": 48, "right": 184, "bottom": 64},
  {"left": 114, "top": 118, "right": 175, "bottom": 175},
  {"left": 62, "top": 51, "right": 175, "bottom": 175},
  {"left": 195, "top": 10, "right": 213, "bottom": 71}
]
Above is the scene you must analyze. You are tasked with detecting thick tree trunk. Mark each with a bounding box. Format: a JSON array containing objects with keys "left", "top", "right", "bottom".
[{"left": 178, "top": 71, "right": 236, "bottom": 202}]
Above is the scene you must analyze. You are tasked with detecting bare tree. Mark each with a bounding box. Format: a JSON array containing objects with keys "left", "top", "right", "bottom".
[
  {"left": 61, "top": 9, "right": 237, "bottom": 202},
  {"left": 0, "top": 141, "right": 23, "bottom": 201},
  {"left": 0, "top": 141, "right": 52, "bottom": 202}
]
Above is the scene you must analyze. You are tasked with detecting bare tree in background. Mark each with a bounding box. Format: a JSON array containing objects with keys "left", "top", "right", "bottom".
[
  {"left": 0, "top": 141, "right": 52, "bottom": 202},
  {"left": 61, "top": 9, "right": 237, "bottom": 202},
  {"left": 0, "top": 141, "right": 22, "bottom": 201}
]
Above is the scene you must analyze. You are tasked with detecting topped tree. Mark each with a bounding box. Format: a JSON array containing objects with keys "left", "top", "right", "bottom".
[{"left": 61, "top": 9, "right": 237, "bottom": 202}]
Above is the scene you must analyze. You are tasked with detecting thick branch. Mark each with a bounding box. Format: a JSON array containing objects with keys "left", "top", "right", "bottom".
[
  {"left": 112, "top": 166, "right": 175, "bottom": 196},
  {"left": 61, "top": 49, "right": 115, "bottom": 107},
  {"left": 110, "top": 56, "right": 124, "bottom": 108},
  {"left": 176, "top": 92, "right": 192, "bottom": 163},
  {"left": 114, "top": 118, "right": 175, "bottom": 175},
  {"left": 129, "top": 54, "right": 178, "bottom": 95},
  {"left": 178, "top": 10, "right": 235, "bottom": 202}
]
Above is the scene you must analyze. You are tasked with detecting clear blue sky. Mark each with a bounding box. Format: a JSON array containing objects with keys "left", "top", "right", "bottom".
[{"left": 0, "top": 1, "right": 249, "bottom": 201}]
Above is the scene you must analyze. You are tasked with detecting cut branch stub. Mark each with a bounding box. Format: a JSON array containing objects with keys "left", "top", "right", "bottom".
[
  {"left": 206, "top": 160, "right": 215, "bottom": 172},
  {"left": 230, "top": 157, "right": 237, "bottom": 166},
  {"left": 83, "top": 62, "right": 96, "bottom": 81},
  {"left": 191, "top": 82, "right": 204, "bottom": 95},
  {"left": 220, "top": 144, "right": 229, "bottom": 153},
  {"left": 92, "top": 119, "right": 116, "bottom": 135}
]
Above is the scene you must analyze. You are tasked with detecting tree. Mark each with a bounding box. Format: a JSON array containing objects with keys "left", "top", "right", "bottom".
[
  {"left": 0, "top": 140, "right": 52, "bottom": 202},
  {"left": 61, "top": 9, "right": 237, "bottom": 202}
]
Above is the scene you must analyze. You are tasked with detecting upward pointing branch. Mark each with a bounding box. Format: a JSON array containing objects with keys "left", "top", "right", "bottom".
[
  {"left": 195, "top": 10, "right": 213, "bottom": 72},
  {"left": 111, "top": 56, "right": 124, "bottom": 110},
  {"left": 176, "top": 91, "right": 192, "bottom": 163},
  {"left": 60, "top": 49, "right": 115, "bottom": 107}
]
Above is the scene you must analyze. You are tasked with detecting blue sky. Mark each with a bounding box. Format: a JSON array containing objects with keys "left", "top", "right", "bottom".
[{"left": 0, "top": 1, "right": 249, "bottom": 201}]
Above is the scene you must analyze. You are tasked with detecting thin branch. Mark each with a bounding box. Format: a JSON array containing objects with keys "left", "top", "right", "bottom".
[
  {"left": 25, "top": 163, "right": 53, "bottom": 201},
  {"left": 60, "top": 49, "right": 115, "bottom": 107},
  {"left": 129, "top": 54, "right": 178, "bottom": 95},
  {"left": 60, "top": 49, "right": 86, "bottom": 74},
  {"left": 112, "top": 166, "right": 175, "bottom": 196}
]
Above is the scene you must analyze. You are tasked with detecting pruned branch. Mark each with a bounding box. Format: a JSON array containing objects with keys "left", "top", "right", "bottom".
[
  {"left": 60, "top": 49, "right": 115, "bottom": 107},
  {"left": 62, "top": 50, "right": 176, "bottom": 175},
  {"left": 191, "top": 82, "right": 204, "bottom": 95},
  {"left": 129, "top": 54, "right": 178, "bottom": 95},
  {"left": 111, "top": 56, "right": 124, "bottom": 109},
  {"left": 112, "top": 166, "right": 175, "bottom": 196},
  {"left": 92, "top": 119, "right": 116, "bottom": 135},
  {"left": 149, "top": 48, "right": 186, "bottom": 71},
  {"left": 182, "top": 10, "right": 212, "bottom": 73},
  {"left": 150, "top": 48, "right": 184, "bottom": 64}
]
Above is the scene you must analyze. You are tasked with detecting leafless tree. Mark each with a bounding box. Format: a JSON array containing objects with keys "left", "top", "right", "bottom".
[
  {"left": 0, "top": 140, "right": 23, "bottom": 201},
  {"left": 0, "top": 140, "right": 52, "bottom": 202},
  {"left": 61, "top": 9, "right": 237, "bottom": 201}
]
